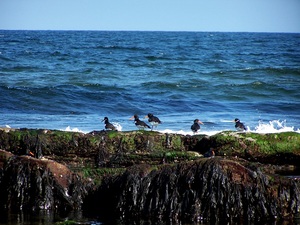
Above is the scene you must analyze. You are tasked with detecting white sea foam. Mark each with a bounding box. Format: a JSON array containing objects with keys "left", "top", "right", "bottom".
[
  {"left": 220, "top": 119, "right": 234, "bottom": 123},
  {"left": 251, "top": 120, "right": 297, "bottom": 134},
  {"left": 63, "top": 123, "right": 123, "bottom": 133},
  {"left": 112, "top": 122, "right": 122, "bottom": 131},
  {"left": 63, "top": 126, "right": 85, "bottom": 133},
  {"left": 61, "top": 120, "right": 299, "bottom": 136},
  {"left": 158, "top": 129, "right": 226, "bottom": 136},
  {"left": 158, "top": 120, "right": 298, "bottom": 136}
]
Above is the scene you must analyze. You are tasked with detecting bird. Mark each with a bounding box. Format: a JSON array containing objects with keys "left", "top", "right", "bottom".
[
  {"left": 191, "top": 119, "right": 204, "bottom": 133},
  {"left": 145, "top": 113, "right": 161, "bottom": 130},
  {"left": 204, "top": 148, "right": 215, "bottom": 158},
  {"left": 102, "top": 117, "right": 117, "bottom": 131},
  {"left": 130, "top": 114, "right": 151, "bottom": 130},
  {"left": 234, "top": 118, "right": 247, "bottom": 131}
]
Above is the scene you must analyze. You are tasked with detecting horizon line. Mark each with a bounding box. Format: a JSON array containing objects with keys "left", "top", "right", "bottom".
[{"left": 0, "top": 29, "right": 299, "bottom": 34}]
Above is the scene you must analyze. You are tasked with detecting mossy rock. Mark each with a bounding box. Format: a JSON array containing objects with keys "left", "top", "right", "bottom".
[
  {"left": 1, "top": 128, "right": 299, "bottom": 167},
  {"left": 205, "top": 131, "right": 300, "bottom": 164}
]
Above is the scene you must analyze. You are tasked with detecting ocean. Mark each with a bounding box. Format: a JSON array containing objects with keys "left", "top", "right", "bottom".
[{"left": 0, "top": 30, "right": 300, "bottom": 135}]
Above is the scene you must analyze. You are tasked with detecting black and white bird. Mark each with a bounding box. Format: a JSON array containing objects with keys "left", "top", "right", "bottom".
[
  {"left": 102, "top": 117, "right": 117, "bottom": 131},
  {"left": 234, "top": 118, "right": 247, "bottom": 131},
  {"left": 145, "top": 113, "right": 161, "bottom": 130},
  {"left": 204, "top": 148, "right": 215, "bottom": 158},
  {"left": 130, "top": 114, "right": 151, "bottom": 130},
  {"left": 191, "top": 119, "right": 204, "bottom": 133}
]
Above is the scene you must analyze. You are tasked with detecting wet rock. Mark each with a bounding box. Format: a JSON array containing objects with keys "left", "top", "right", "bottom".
[
  {"left": 195, "top": 131, "right": 300, "bottom": 165},
  {"left": 0, "top": 150, "right": 90, "bottom": 212},
  {"left": 88, "top": 158, "right": 300, "bottom": 224},
  {"left": 1, "top": 129, "right": 299, "bottom": 167},
  {"left": 0, "top": 128, "right": 300, "bottom": 224}
]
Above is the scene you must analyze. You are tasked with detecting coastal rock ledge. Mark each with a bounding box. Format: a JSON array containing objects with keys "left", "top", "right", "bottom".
[
  {"left": 91, "top": 158, "right": 300, "bottom": 224},
  {"left": 0, "top": 128, "right": 299, "bottom": 224}
]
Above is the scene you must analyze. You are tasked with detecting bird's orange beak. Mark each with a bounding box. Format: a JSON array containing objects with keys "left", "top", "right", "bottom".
[
  {"left": 129, "top": 116, "right": 134, "bottom": 120},
  {"left": 199, "top": 120, "right": 204, "bottom": 125},
  {"left": 144, "top": 115, "right": 149, "bottom": 119}
]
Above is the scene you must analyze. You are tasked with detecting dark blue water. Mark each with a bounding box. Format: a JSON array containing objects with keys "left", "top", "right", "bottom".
[
  {"left": 1, "top": 30, "right": 300, "bottom": 134},
  {"left": 1, "top": 30, "right": 300, "bottom": 224}
]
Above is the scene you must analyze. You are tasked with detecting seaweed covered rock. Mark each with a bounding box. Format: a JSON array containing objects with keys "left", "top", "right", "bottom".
[
  {"left": 194, "top": 131, "right": 300, "bottom": 164},
  {"left": 88, "top": 158, "right": 300, "bottom": 224},
  {"left": 1, "top": 129, "right": 299, "bottom": 168},
  {"left": 0, "top": 129, "right": 187, "bottom": 168},
  {"left": 0, "top": 150, "right": 90, "bottom": 212},
  {"left": 1, "top": 128, "right": 300, "bottom": 224}
]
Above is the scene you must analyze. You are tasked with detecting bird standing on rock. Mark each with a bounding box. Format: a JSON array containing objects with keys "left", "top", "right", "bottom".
[
  {"left": 102, "top": 117, "right": 117, "bottom": 131},
  {"left": 130, "top": 114, "right": 151, "bottom": 130},
  {"left": 234, "top": 118, "right": 247, "bottom": 131},
  {"left": 191, "top": 119, "right": 204, "bottom": 133},
  {"left": 145, "top": 113, "right": 161, "bottom": 130},
  {"left": 204, "top": 148, "right": 215, "bottom": 158}
]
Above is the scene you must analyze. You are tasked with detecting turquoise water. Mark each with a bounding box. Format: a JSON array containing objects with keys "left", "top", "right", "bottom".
[{"left": 1, "top": 31, "right": 300, "bottom": 134}]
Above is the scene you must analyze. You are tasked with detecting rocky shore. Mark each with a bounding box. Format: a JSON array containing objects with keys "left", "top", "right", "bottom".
[{"left": 0, "top": 128, "right": 299, "bottom": 224}]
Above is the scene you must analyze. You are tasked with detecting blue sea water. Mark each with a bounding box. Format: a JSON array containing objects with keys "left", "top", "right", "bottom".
[{"left": 0, "top": 30, "right": 300, "bottom": 135}]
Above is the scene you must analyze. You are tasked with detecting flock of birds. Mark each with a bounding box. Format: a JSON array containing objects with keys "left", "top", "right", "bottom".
[{"left": 102, "top": 114, "right": 247, "bottom": 133}]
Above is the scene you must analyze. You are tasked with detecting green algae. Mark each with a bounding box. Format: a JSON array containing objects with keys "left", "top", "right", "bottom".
[
  {"left": 1, "top": 129, "right": 300, "bottom": 169},
  {"left": 107, "top": 130, "right": 119, "bottom": 139},
  {"left": 81, "top": 167, "right": 126, "bottom": 186},
  {"left": 211, "top": 131, "right": 300, "bottom": 157},
  {"left": 1, "top": 129, "right": 300, "bottom": 223},
  {"left": 55, "top": 220, "right": 77, "bottom": 225},
  {"left": 242, "top": 132, "right": 300, "bottom": 155}
]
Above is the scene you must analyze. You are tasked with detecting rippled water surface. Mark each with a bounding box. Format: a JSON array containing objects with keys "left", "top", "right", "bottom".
[{"left": 1, "top": 30, "right": 299, "bottom": 134}]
